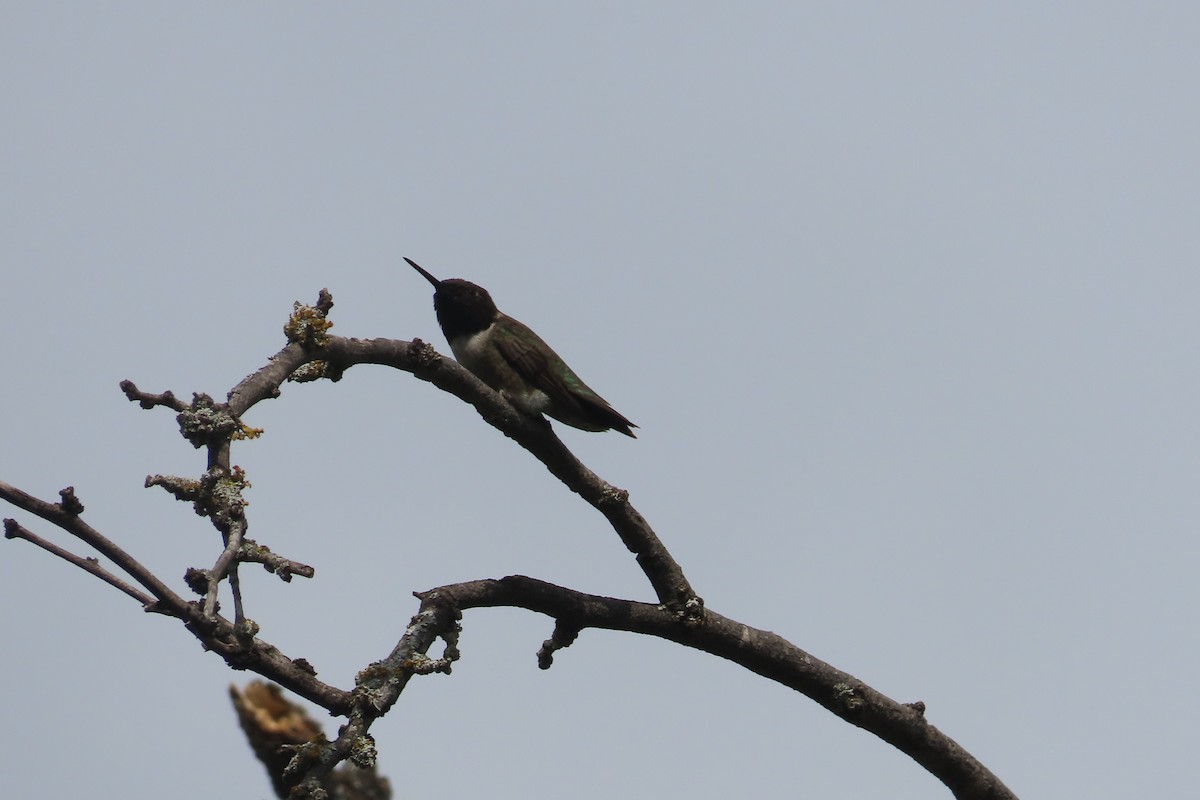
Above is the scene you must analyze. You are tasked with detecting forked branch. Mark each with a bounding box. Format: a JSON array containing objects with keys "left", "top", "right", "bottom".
[{"left": 1, "top": 290, "right": 1015, "bottom": 800}]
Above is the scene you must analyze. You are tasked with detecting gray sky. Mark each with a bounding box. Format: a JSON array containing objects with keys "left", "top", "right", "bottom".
[{"left": 2, "top": 3, "right": 1196, "bottom": 798}]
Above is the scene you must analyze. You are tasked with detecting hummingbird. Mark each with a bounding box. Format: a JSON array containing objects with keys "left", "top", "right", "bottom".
[{"left": 406, "top": 257, "right": 637, "bottom": 438}]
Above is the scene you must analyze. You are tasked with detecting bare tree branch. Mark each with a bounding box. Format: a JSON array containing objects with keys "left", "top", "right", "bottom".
[
  {"left": 0, "top": 479, "right": 186, "bottom": 609},
  {"left": 414, "top": 576, "right": 1014, "bottom": 800},
  {"left": 119, "top": 380, "right": 187, "bottom": 411},
  {"left": 1, "top": 289, "right": 1017, "bottom": 799},
  {"left": 0, "top": 479, "right": 354, "bottom": 714},
  {"left": 238, "top": 538, "right": 316, "bottom": 581},
  {"left": 3, "top": 518, "right": 157, "bottom": 607},
  {"left": 323, "top": 335, "right": 700, "bottom": 614}
]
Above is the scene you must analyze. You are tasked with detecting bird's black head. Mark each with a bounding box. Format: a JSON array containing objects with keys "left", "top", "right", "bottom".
[{"left": 406, "top": 257, "right": 498, "bottom": 339}]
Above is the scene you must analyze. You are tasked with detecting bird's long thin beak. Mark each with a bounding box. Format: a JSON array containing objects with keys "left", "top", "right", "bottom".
[{"left": 405, "top": 257, "right": 442, "bottom": 288}]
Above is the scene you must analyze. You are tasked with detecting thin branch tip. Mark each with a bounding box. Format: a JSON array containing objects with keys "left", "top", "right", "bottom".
[
  {"left": 58, "top": 486, "right": 84, "bottom": 515},
  {"left": 537, "top": 619, "right": 582, "bottom": 669},
  {"left": 120, "top": 379, "right": 186, "bottom": 411}
]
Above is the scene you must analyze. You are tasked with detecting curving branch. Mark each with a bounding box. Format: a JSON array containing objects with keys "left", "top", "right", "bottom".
[
  {"left": 1, "top": 290, "right": 1016, "bottom": 799},
  {"left": 415, "top": 576, "right": 1012, "bottom": 800},
  {"left": 221, "top": 331, "right": 699, "bottom": 615}
]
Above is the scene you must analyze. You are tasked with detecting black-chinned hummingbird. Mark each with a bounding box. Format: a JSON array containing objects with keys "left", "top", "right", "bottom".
[{"left": 406, "top": 257, "right": 637, "bottom": 438}]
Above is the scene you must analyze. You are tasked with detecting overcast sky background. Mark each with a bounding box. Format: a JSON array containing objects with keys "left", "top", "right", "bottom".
[{"left": 2, "top": 4, "right": 1196, "bottom": 798}]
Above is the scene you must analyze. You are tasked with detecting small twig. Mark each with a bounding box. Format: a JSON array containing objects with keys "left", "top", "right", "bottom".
[
  {"left": 228, "top": 564, "right": 246, "bottom": 624},
  {"left": 239, "top": 539, "right": 315, "bottom": 581},
  {"left": 4, "top": 519, "right": 158, "bottom": 608},
  {"left": 58, "top": 486, "right": 84, "bottom": 515},
  {"left": 207, "top": 519, "right": 247, "bottom": 619},
  {"left": 119, "top": 380, "right": 187, "bottom": 411},
  {"left": 537, "top": 619, "right": 581, "bottom": 669},
  {"left": 0, "top": 480, "right": 187, "bottom": 609}
]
